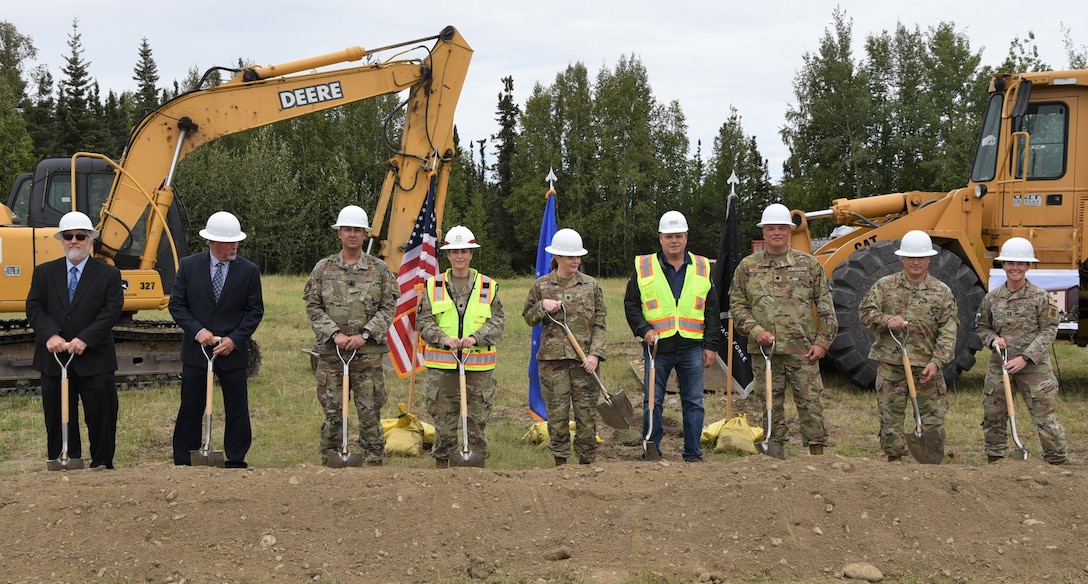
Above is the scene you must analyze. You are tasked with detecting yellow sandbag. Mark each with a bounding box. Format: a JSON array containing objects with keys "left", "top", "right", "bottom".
[
  {"left": 521, "top": 421, "right": 601, "bottom": 446},
  {"left": 421, "top": 419, "right": 435, "bottom": 447},
  {"left": 701, "top": 419, "right": 728, "bottom": 447},
  {"left": 714, "top": 414, "right": 763, "bottom": 456},
  {"left": 382, "top": 403, "right": 425, "bottom": 457}
]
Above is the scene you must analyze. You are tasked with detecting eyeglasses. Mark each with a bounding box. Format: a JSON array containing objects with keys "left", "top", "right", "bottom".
[{"left": 61, "top": 233, "right": 89, "bottom": 241}]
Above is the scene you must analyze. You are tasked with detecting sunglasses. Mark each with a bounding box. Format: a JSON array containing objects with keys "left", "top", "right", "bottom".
[{"left": 61, "top": 233, "right": 89, "bottom": 241}]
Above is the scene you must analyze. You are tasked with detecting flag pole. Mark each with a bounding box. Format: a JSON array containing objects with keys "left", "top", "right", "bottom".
[{"left": 727, "top": 317, "right": 734, "bottom": 420}]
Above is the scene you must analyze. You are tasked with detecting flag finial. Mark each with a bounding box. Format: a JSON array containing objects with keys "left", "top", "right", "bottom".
[
  {"left": 546, "top": 167, "right": 557, "bottom": 191},
  {"left": 727, "top": 171, "right": 740, "bottom": 196}
]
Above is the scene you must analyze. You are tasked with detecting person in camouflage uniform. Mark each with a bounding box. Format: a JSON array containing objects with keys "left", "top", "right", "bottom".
[
  {"left": 523, "top": 229, "right": 606, "bottom": 466},
  {"left": 859, "top": 230, "right": 958, "bottom": 463},
  {"left": 417, "top": 225, "right": 505, "bottom": 468},
  {"left": 730, "top": 203, "right": 837, "bottom": 456},
  {"left": 304, "top": 205, "right": 399, "bottom": 466},
  {"left": 976, "top": 237, "right": 1067, "bottom": 465}
]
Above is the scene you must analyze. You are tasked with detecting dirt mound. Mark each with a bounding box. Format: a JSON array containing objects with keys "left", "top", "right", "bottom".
[{"left": 2, "top": 455, "right": 1084, "bottom": 583}]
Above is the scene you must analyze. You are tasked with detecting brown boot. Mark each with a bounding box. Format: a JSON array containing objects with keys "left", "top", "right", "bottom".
[
  {"left": 987, "top": 455, "right": 1002, "bottom": 464},
  {"left": 809, "top": 445, "right": 824, "bottom": 455},
  {"left": 368, "top": 460, "right": 383, "bottom": 467},
  {"left": 435, "top": 458, "right": 449, "bottom": 469},
  {"left": 554, "top": 457, "right": 567, "bottom": 467},
  {"left": 887, "top": 455, "right": 901, "bottom": 462}
]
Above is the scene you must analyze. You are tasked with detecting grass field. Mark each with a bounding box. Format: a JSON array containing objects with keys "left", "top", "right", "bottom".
[{"left": 3, "top": 274, "right": 1087, "bottom": 474}]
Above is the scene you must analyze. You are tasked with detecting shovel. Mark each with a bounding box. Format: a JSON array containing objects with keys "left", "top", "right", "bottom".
[
  {"left": 47, "top": 352, "right": 84, "bottom": 471},
  {"left": 449, "top": 349, "right": 485, "bottom": 468},
  {"left": 545, "top": 306, "right": 634, "bottom": 429},
  {"left": 190, "top": 340, "right": 226, "bottom": 467},
  {"left": 756, "top": 341, "right": 784, "bottom": 459},
  {"left": 325, "top": 346, "right": 364, "bottom": 468},
  {"left": 999, "top": 345, "right": 1029, "bottom": 461},
  {"left": 641, "top": 342, "right": 660, "bottom": 460},
  {"left": 891, "top": 325, "right": 943, "bottom": 464}
]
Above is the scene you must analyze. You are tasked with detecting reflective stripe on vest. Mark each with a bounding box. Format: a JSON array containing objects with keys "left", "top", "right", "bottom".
[
  {"left": 423, "top": 271, "right": 498, "bottom": 370},
  {"left": 635, "top": 253, "right": 711, "bottom": 340}
]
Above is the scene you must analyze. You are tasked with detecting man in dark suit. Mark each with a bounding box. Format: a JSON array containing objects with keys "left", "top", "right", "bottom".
[
  {"left": 26, "top": 211, "right": 124, "bottom": 469},
  {"left": 170, "top": 211, "right": 264, "bottom": 468}
]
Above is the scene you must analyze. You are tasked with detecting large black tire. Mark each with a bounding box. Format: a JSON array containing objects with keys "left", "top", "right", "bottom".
[{"left": 828, "top": 240, "right": 985, "bottom": 389}]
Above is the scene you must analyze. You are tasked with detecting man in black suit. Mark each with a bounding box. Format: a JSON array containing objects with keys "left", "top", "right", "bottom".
[
  {"left": 26, "top": 211, "right": 124, "bottom": 469},
  {"left": 170, "top": 211, "right": 264, "bottom": 468}
]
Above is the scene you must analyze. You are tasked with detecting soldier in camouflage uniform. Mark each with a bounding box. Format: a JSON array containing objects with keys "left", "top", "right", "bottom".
[
  {"left": 417, "top": 226, "right": 505, "bottom": 468},
  {"left": 523, "top": 229, "right": 606, "bottom": 466},
  {"left": 730, "top": 204, "right": 837, "bottom": 456},
  {"left": 304, "top": 205, "right": 399, "bottom": 466},
  {"left": 976, "top": 238, "right": 1067, "bottom": 465},
  {"left": 859, "top": 231, "right": 958, "bottom": 463}
]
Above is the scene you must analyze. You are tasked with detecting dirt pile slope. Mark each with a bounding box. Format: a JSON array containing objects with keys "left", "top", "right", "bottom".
[{"left": 1, "top": 456, "right": 1085, "bottom": 583}]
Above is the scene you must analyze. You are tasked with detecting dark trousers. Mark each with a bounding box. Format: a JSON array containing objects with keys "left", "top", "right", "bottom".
[
  {"left": 41, "top": 371, "right": 118, "bottom": 468},
  {"left": 173, "top": 363, "right": 251, "bottom": 466}
]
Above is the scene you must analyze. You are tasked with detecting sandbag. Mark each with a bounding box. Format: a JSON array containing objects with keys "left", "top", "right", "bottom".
[
  {"left": 714, "top": 414, "right": 763, "bottom": 456},
  {"left": 381, "top": 403, "right": 425, "bottom": 457},
  {"left": 701, "top": 414, "right": 763, "bottom": 456}
]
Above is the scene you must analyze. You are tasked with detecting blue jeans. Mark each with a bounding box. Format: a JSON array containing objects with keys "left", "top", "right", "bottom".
[{"left": 642, "top": 344, "right": 704, "bottom": 458}]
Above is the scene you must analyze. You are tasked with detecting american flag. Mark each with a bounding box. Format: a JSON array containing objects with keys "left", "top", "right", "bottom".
[{"left": 387, "top": 177, "right": 439, "bottom": 377}]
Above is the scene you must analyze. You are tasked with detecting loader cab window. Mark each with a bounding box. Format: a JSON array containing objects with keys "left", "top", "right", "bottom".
[
  {"left": 1013, "top": 102, "right": 1067, "bottom": 180},
  {"left": 970, "top": 95, "right": 1003, "bottom": 182}
]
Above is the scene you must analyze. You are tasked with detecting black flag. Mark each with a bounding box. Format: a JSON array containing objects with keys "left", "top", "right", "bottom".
[{"left": 711, "top": 189, "right": 755, "bottom": 397}]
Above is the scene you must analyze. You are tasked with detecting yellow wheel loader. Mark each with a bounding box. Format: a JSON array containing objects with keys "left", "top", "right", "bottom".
[{"left": 789, "top": 70, "right": 1087, "bottom": 387}]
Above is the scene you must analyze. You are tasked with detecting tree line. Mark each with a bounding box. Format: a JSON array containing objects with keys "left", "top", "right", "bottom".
[{"left": 1, "top": 11, "right": 1085, "bottom": 278}]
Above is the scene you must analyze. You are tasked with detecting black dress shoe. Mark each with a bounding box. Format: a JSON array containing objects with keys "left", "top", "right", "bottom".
[{"left": 224, "top": 460, "right": 248, "bottom": 469}]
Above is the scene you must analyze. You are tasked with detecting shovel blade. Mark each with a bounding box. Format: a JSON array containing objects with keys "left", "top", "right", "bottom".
[
  {"left": 641, "top": 440, "right": 661, "bottom": 461},
  {"left": 758, "top": 441, "right": 785, "bottom": 460},
  {"left": 324, "top": 452, "right": 365, "bottom": 468},
  {"left": 47, "top": 456, "right": 84, "bottom": 471},
  {"left": 449, "top": 449, "right": 485, "bottom": 468},
  {"left": 598, "top": 391, "right": 635, "bottom": 429},
  {"left": 1009, "top": 447, "right": 1029, "bottom": 461},
  {"left": 905, "top": 430, "right": 944, "bottom": 464},
  {"left": 190, "top": 449, "right": 226, "bottom": 467}
]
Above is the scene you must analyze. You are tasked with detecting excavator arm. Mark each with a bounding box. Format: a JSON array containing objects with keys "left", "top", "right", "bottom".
[{"left": 97, "top": 25, "right": 471, "bottom": 280}]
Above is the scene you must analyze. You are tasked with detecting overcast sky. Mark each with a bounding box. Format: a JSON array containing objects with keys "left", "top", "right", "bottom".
[{"left": 6, "top": 1, "right": 1086, "bottom": 184}]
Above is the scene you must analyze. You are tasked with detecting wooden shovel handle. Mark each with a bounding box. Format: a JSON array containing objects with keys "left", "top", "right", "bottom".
[
  {"left": 342, "top": 361, "right": 351, "bottom": 416},
  {"left": 566, "top": 330, "right": 589, "bottom": 363},
  {"left": 204, "top": 368, "right": 215, "bottom": 416},
  {"left": 458, "top": 367, "right": 469, "bottom": 418},
  {"left": 902, "top": 354, "right": 924, "bottom": 434},
  {"left": 1002, "top": 368, "right": 1016, "bottom": 418}
]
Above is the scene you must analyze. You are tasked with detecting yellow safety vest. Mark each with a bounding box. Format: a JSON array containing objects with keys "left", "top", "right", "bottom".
[
  {"left": 423, "top": 270, "right": 498, "bottom": 371},
  {"left": 636, "top": 253, "right": 711, "bottom": 340}
]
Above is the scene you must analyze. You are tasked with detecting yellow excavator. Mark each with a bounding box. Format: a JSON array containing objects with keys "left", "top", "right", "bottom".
[
  {"left": 786, "top": 69, "right": 1087, "bottom": 387},
  {"left": 0, "top": 26, "right": 472, "bottom": 393}
]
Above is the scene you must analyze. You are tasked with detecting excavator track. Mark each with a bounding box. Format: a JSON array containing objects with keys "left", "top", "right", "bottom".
[{"left": 0, "top": 320, "right": 261, "bottom": 396}]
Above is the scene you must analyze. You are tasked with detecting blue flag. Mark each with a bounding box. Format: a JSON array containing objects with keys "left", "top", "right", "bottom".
[{"left": 528, "top": 189, "right": 558, "bottom": 421}]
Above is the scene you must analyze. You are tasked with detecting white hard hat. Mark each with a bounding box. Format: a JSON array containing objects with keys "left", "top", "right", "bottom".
[
  {"left": 54, "top": 211, "right": 99, "bottom": 240},
  {"left": 199, "top": 211, "right": 247, "bottom": 243},
  {"left": 545, "top": 228, "right": 588, "bottom": 257},
  {"left": 757, "top": 203, "right": 793, "bottom": 227},
  {"left": 658, "top": 211, "right": 688, "bottom": 234},
  {"left": 331, "top": 205, "right": 370, "bottom": 230},
  {"left": 895, "top": 230, "right": 938, "bottom": 257},
  {"left": 440, "top": 225, "right": 480, "bottom": 250},
  {"left": 996, "top": 237, "right": 1038, "bottom": 262}
]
